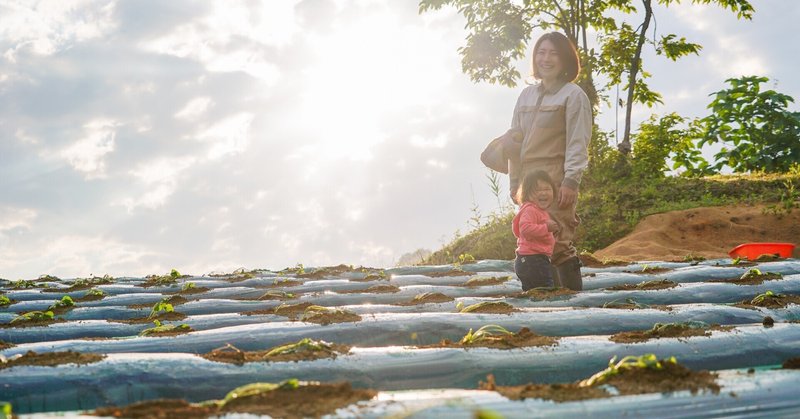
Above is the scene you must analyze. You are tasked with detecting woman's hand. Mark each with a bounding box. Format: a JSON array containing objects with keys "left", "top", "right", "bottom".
[
  {"left": 558, "top": 185, "right": 577, "bottom": 209},
  {"left": 546, "top": 220, "right": 560, "bottom": 233}
]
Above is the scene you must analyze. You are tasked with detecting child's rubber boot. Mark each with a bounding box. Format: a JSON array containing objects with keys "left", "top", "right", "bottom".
[{"left": 555, "top": 257, "right": 582, "bottom": 291}]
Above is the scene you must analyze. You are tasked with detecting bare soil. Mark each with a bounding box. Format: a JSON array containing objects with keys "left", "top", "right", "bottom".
[
  {"left": 593, "top": 204, "right": 800, "bottom": 262},
  {"left": 610, "top": 324, "right": 733, "bottom": 343},
  {"left": 0, "top": 339, "right": 14, "bottom": 350},
  {"left": 511, "top": 287, "right": 577, "bottom": 300},
  {"left": 113, "top": 311, "right": 187, "bottom": 324},
  {"left": 711, "top": 272, "right": 783, "bottom": 286},
  {"left": 257, "top": 280, "right": 302, "bottom": 289},
  {"left": 141, "top": 326, "right": 193, "bottom": 337},
  {"left": 244, "top": 302, "right": 314, "bottom": 319},
  {"left": 460, "top": 301, "right": 518, "bottom": 314},
  {"left": 301, "top": 310, "right": 362, "bottom": 325},
  {"left": 0, "top": 350, "right": 105, "bottom": 370},
  {"left": 173, "top": 287, "right": 211, "bottom": 295},
  {"left": 396, "top": 292, "right": 454, "bottom": 306},
  {"left": 622, "top": 267, "right": 673, "bottom": 275},
  {"left": 607, "top": 279, "right": 679, "bottom": 291},
  {"left": 579, "top": 253, "right": 630, "bottom": 268},
  {"left": 336, "top": 284, "right": 400, "bottom": 294},
  {"left": 74, "top": 294, "right": 106, "bottom": 302},
  {"left": 460, "top": 276, "right": 510, "bottom": 288},
  {"left": 92, "top": 399, "right": 217, "bottom": 418},
  {"left": 783, "top": 357, "right": 800, "bottom": 369},
  {"left": 0, "top": 318, "right": 65, "bottom": 329},
  {"left": 426, "top": 269, "right": 477, "bottom": 278}
]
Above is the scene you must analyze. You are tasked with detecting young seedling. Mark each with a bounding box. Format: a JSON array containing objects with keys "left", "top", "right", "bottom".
[
  {"left": 579, "top": 354, "right": 677, "bottom": 387},
  {"left": 265, "top": 338, "right": 329, "bottom": 357},
  {"left": 460, "top": 325, "right": 513, "bottom": 345},
  {"left": 86, "top": 288, "right": 106, "bottom": 297},
  {"left": 182, "top": 282, "right": 196, "bottom": 291},
  {"left": 0, "top": 295, "right": 12, "bottom": 307},
  {"left": 740, "top": 268, "right": 782, "bottom": 281},
  {"left": 220, "top": 379, "right": 300, "bottom": 407},
  {"left": 10, "top": 310, "right": 54, "bottom": 324},
  {"left": 48, "top": 295, "right": 75, "bottom": 311},
  {"left": 602, "top": 298, "right": 650, "bottom": 309},
  {"left": 751, "top": 290, "right": 781, "bottom": 305},
  {"left": 170, "top": 269, "right": 182, "bottom": 279},
  {"left": 149, "top": 301, "right": 175, "bottom": 319},
  {"left": 139, "top": 319, "right": 191, "bottom": 336}
]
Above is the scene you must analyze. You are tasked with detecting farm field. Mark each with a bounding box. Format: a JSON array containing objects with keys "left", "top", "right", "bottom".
[{"left": 2, "top": 258, "right": 800, "bottom": 418}]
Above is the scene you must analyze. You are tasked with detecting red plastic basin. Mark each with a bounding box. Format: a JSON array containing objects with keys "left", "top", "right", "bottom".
[{"left": 728, "top": 242, "right": 796, "bottom": 260}]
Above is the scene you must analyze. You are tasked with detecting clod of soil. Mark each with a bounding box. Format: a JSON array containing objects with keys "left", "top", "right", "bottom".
[
  {"left": 0, "top": 350, "right": 105, "bottom": 370},
  {"left": 763, "top": 316, "right": 775, "bottom": 327},
  {"left": 301, "top": 309, "right": 362, "bottom": 325},
  {"left": 712, "top": 271, "right": 783, "bottom": 286},
  {"left": 461, "top": 276, "right": 510, "bottom": 288},
  {"left": 258, "top": 280, "right": 302, "bottom": 289},
  {"left": 480, "top": 375, "right": 609, "bottom": 402},
  {"left": 460, "top": 301, "right": 519, "bottom": 314},
  {"left": 610, "top": 323, "right": 732, "bottom": 343},
  {"left": 92, "top": 399, "right": 218, "bottom": 418},
  {"left": 74, "top": 293, "right": 105, "bottom": 302},
  {"left": 202, "top": 341, "right": 351, "bottom": 365},
  {"left": 607, "top": 279, "right": 678, "bottom": 291},
  {"left": 244, "top": 302, "right": 314, "bottom": 319},
  {"left": 218, "top": 382, "right": 377, "bottom": 418},
  {"left": 782, "top": 357, "right": 800, "bottom": 369},
  {"left": 0, "top": 339, "right": 14, "bottom": 350},
  {"left": 396, "top": 292, "right": 454, "bottom": 306},
  {"left": 0, "top": 317, "right": 65, "bottom": 329},
  {"left": 349, "top": 272, "right": 388, "bottom": 282},
  {"left": 337, "top": 284, "right": 400, "bottom": 294},
  {"left": 425, "top": 327, "right": 557, "bottom": 350},
  {"left": 579, "top": 253, "right": 629, "bottom": 268},
  {"left": 622, "top": 266, "right": 673, "bottom": 275},
  {"left": 425, "top": 269, "right": 477, "bottom": 278},
  {"left": 512, "top": 287, "right": 577, "bottom": 300},
  {"left": 174, "top": 286, "right": 211, "bottom": 295}
]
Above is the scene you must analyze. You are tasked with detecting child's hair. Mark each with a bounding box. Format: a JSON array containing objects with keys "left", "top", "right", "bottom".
[{"left": 516, "top": 170, "right": 556, "bottom": 204}]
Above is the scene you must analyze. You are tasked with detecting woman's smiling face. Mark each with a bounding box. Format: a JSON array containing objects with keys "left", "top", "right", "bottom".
[
  {"left": 535, "top": 39, "right": 563, "bottom": 83},
  {"left": 529, "top": 180, "right": 554, "bottom": 209}
]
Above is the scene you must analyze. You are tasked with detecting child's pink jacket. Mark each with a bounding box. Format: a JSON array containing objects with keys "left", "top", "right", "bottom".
[{"left": 512, "top": 202, "right": 556, "bottom": 256}]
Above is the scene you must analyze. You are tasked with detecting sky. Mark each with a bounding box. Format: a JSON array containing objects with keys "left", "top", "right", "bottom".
[{"left": 1, "top": 0, "right": 798, "bottom": 279}]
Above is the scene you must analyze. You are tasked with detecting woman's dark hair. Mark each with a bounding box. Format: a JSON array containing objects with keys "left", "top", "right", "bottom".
[
  {"left": 531, "top": 32, "right": 581, "bottom": 83},
  {"left": 516, "top": 170, "right": 556, "bottom": 205}
]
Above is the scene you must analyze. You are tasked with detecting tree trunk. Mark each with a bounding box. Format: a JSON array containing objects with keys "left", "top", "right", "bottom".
[{"left": 619, "top": 0, "right": 653, "bottom": 155}]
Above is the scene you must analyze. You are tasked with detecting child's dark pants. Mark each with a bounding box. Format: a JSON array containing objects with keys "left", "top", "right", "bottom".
[{"left": 514, "top": 253, "right": 554, "bottom": 290}]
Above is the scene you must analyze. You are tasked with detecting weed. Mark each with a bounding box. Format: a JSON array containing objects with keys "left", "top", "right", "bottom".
[
  {"left": 458, "top": 253, "right": 476, "bottom": 264},
  {"left": 460, "top": 325, "right": 513, "bottom": 345},
  {"left": 579, "top": 354, "right": 677, "bottom": 387},
  {"left": 11, "top": 280, "right": 36, "bottom": 289}
]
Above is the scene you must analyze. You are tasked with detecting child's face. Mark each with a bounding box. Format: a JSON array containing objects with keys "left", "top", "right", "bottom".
[{"left": 529, "top": 180, "right": 554, "bottom": 209}]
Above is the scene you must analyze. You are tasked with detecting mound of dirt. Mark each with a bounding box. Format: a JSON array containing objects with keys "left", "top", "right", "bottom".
[{"left": 593, "top": 204, "right": 800, "bottom": 262}]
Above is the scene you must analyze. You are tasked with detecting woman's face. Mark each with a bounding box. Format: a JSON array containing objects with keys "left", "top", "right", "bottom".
[
  {"left": 529, "top": 180, "right": 554, "bottom": 209},
  {"left": 535, "top": 39, "right": 563, "bottom": 82}
]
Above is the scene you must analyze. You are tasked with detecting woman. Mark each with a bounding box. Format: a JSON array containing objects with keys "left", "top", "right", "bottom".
[{"left": 507, "top": 32, "right": 592, "bottom": 290}]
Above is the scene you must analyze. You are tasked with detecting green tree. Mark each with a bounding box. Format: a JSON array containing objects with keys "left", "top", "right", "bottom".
[
  {"left": 630, "top": 112, "right": 709, "bottom": 178},
  {"left": 699, "top": 76, "right": 800, "bottom": 173}
]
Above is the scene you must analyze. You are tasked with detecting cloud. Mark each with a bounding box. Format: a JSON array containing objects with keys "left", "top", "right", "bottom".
[
  {"left": 174, "top": 96, "right": 213, "bottom": 120},
  {"left": 196, "top": 112, "right": 254, "bottom": 160},
  {"left": 0, "top": 206, "right": 37, "bottom": 231},
  {"left": 59, "top": 119, "right": 117, "bottom": 179}
]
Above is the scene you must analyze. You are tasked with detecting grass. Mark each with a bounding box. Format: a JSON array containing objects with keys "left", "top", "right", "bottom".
[{"left": 422, "top": 172, "right": 799, "bottom": 264}]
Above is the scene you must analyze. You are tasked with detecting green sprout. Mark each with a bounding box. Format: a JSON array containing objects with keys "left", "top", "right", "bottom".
[
  {"left": 139, "top": 319, "right": 191, "bottom": 336},
  {"left": 11, "top": 280, "right": 36, "bottom": 289},
  {"left": 182, "top": 282, "right": 196, "bottom": 291},
  {"left": 0, "top": 295, "right": 11, "bottom": 307},
  {"left": 460, "top": 325, "right": 513, "bottom": 345},
  {"left": 265, "top": 338, "right": 329, "bottom": 357},
  {"left": 10, "top": 310, "right": 54, "bottom": 324},
  {"left": 731, "top": 256, "right": 743, "bottom": 265},
  {"left": 149, "top": 301, "right": 175, "bottom": 318},
  {"left": 579, "top": 354, "right": 678, "bottom": 387},
  {"left": 459, "top": 301, "right": 514, "bottom": 313},
  {"left": 86, "top": 288, "right": 106, "bottom": 297},
  {"left": 1, "top": 402, "right": 11, "bottom": 418},
  {"left": 48, "top": 295, "right": 75, "bottom": 311},
  {"left": 603, "top": 298, "right": 649, "bottom": 309},
  {"left": 170, "top": 269, "right": 182, "bottom": 279}
]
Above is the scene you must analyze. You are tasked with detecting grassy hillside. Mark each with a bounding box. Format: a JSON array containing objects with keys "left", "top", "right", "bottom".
[{"left": 422, "top": 172, "right": 800, "bottom": 265}]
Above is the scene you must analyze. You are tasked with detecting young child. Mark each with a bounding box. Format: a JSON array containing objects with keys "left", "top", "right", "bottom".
[{"left": 513, "top": 170, "right": 560, "bottom": 290}]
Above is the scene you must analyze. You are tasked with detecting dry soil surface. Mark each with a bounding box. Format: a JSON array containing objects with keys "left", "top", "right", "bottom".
[{"left": 593, "top": 204, "right": 800, "bottom": 262}]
